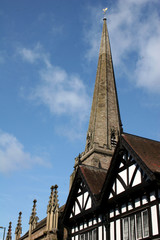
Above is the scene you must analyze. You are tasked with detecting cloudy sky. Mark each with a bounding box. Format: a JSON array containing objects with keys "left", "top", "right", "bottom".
[{"left": 0, "top": 0, "right": 160, "bottom": 237}]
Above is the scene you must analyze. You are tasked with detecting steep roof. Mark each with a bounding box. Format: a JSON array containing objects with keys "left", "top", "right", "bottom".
[
  {"left": 80, "top": 165, "right": 107, "bottom": 195},
  {"left": 100, "top": 133, "right": 160, "bottom": 204},
  {"left": 122, "top": 133, "right": 160, "bottom": 174},
  {"left": 62, "top": 165, "right": 107, "bottom": 225}
]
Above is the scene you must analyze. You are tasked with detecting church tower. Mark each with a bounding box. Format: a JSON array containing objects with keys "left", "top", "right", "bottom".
[{"left": 70, "top": 17, "right": 122, "bottom": 187}]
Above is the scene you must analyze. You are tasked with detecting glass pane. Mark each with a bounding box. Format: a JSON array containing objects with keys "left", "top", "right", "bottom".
[
  {"left": 89, "top": 231, "right": 92, "bottom": 240},
  {"left": 123, "top": 217, "right": 129, "bottom": 240},
  {"left": 130, "top": 215, "right": 136, "bottom": 240},
  {"left": 80, "top": 234, "right": 84, "bottom": 240},
  {"left": 85, "top": 232, "right": 88, "bottom": 240},
  {"left": 92, "top": 229, "right": 97, "bottom": 240},
  {"left": 142, "top": 210, "right": 149, "bottom": 237},
  {"left": 136, "top": 213, "right": 142, "bottom": 239}
]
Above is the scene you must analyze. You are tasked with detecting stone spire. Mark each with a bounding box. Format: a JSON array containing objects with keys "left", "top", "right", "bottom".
[
  {"left": 6, "top": 222, "right": 12, "bottom": 240},
  {"left": 74, "top": 18, "right": 122, "bottom": 172},
  {"left": 15, "top": 212, "right": 22, "bottom": 240},
  {"left": 29, "top": 200, "right": 39, "bottom": 239}
]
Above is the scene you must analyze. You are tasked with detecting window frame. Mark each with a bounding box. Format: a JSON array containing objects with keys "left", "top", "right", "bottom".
[
  {"left": 122, "top": 209, "right": 149, "bottom": 240},
  {"left": 79, "top": 228, "right": 97, "bottom": 240}
]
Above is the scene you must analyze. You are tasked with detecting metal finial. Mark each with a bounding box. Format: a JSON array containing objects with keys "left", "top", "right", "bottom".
[{"left": 103, "top": 7, "right": 108, "bottom": 19}]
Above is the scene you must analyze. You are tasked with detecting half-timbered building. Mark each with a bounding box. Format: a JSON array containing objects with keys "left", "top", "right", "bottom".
[{"left": 62, "top": 133, "right": 160, "bottom": 240}]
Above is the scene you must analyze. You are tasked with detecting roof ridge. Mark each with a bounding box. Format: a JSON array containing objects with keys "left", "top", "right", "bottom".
[{"left": 123, "top": 132, "right": 160, "bottom": 143}]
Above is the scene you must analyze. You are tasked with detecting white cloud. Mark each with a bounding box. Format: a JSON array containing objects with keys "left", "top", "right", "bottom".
[
  {"left": 34, "top": 66, "right": 90, "bottom": 120},
  {"left": 19, "top": 45, "right": 90, "bottom": 123},
  {"left": 18, "top": 43, "right": 51, "bottom": 67},
  {"left": 0, "top": 130, "right": 48, "bottom": 174},
  {"left": 84, "top": 0, "right": 160, "bottom": 93},
  {"left": 83, "top": 5, "right": 102, "bottom": 61}
]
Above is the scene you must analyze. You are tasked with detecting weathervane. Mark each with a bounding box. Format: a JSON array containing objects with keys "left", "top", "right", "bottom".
[{"left": 103, "top": 7, "right": 108, "bottom": 18}]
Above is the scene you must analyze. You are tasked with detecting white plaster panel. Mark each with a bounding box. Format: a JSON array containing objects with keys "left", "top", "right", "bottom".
[
  {"left": 112, "top": 183, "right": 115, "bottom": 192},
  {"left": 71, "top": 228, "right": 74, "bottom": 233},
  {"left": 115, "top": 208, "right": 119, "bottom": 216},
  {"left": 119, "top": 169, "right": 127, "bottom": 185},
  {"left": 72, "top": 237, "right": 74, "bottom": 240},
  {"left": 116, "top": 178, "right": 125, "bottom": 194},
  {"left": 123, "top": 154, "right": 127, "bottom": 161},
  {"left": 85, "top": 196, "right": 91, "bottom": 210},
  {"left": 89, "top": 219, "right": 92, "bottom": 226},
  {"left": 80, "top": 223, "right": 83, "bottom": 230},
  {"left": 77, "top": 195, "right": 83, "bottom": 208},
  {"left": 129, "top": 164, "right": 136, "bottom": 184},
  {"left": 70, "top": 213, "right": 73, "bottom": 218},
  {"left": 93, "top": 218, "right": 97, "bottom": 224},
  {"left": 103, "top": 225, "right": 106, "bottom": 240},
  {"left": 116, "top": 220, "right": 121, "bottom": 240},
  {"left": 75, "top": 201, "right": 80, "bottom": 215},
  {"left": 84, "top": 192, "right": 88, "bottom": 207},
  {"left": 142, "top": 196, "right": 148, "bottom": 204},
  {"left": 84, "top": 222, "right": 87, "bottom": 228},
  {"left": 150, "top": 191, "right": 156, "bottom": 201},
  {"left": 75, "top": 235, "right": 78, "bottom": 240},
  {"left": 135, "top": 198, "right": 140, "bottom": 208},
  {"left": 120, "top": 162, "right": 124, "bottom": 168},
  {"left": 110, "top": 221, "right": 115, "bottom": 240},
  {"left": 132, "top": 167, "right": 141, "bottom": 186},
  {"left": 98, "top": 226, "right": 102, "bottom": 240},
  {"left": 128, "top": 202, "right": 133, "bottom": 210},
  {"left": 109, "top": 192, "right": 113, "bottom": 199},
  {"left": 121, "top": 204, "right": 126, "bottom": 213},
  {"left": 98, "top": 215, "right": 102, "bottom": 223},
  {"left": 110, "top": 209, "right": 114, "bottom": 218},
  {"left": 151, "top": 205, "right": 159, "bottom": 235}
]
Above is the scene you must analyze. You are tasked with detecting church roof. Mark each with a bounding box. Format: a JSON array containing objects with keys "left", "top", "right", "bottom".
[{"left": 122, "top": 133, "right": 160, "bottom": 174}]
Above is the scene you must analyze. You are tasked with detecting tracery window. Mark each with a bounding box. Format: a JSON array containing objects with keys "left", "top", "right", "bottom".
[
  {"left": 123, "top": 210, "right": 149, "bottom": 239},
  {"left": 80, "top": 228, "right": 97, "bottom": 240}
]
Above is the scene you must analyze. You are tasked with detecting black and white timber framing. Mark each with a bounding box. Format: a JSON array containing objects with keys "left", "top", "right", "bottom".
[{"left": 62, "top": 134, "right": 160, "bottom": 240}]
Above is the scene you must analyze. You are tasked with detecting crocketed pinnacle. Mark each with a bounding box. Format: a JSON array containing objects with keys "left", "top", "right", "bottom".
[
  {"left": 53, "top": 185, "right": 59, "bottom": 211},
  {"left": 47, "top": 185, "right": 59, "bottom": 213},
  {"left": 6, "top": 222, "right": 12, "bottom": 240},
  {"left": 15, "top": 212, "right": 22, "bottom": 236},
  {"left": 47, "top": 185, "right": 54, "bottom": 213},
  {"left": 29, "top": 199, "right": 39, "bottom": 225}
]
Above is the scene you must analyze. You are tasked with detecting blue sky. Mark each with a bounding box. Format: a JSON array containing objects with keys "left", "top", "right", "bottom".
[{"left": 0, "top": 0, "right": 160, "bottom": 237}]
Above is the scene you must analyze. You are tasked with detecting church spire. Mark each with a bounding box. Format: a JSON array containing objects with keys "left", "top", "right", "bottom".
[
  {"left": 85, "top": 17, "right": 122, "bottom": 151},
  {"left": 75, "top": 17, "right": 122, "bottom": 170}
]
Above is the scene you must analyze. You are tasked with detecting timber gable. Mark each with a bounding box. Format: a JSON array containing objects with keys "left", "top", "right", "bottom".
[
  {"left": 100, "top": 133, "right": 160, "bottom": 240},
  {"left": 63, "top": 165, "right": 107, "bottom": 227}
]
